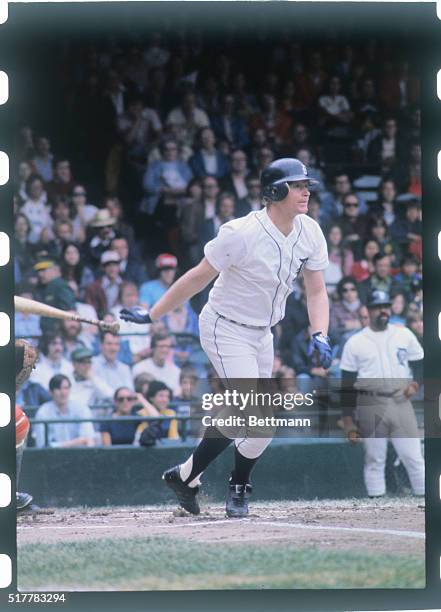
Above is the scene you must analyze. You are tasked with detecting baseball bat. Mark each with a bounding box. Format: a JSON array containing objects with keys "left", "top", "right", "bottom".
[{"left": 14, "top": 296, "right": 120, "bottom": 334}]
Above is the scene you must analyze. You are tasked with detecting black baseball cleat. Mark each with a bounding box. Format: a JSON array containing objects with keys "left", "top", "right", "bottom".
[
  {"left": 162, "top": 466, "right": 200, "bottom": 515},
  {"left": 226, "top": 482, "right": 252, "bottom": 518},
  {"left": 16, "top": 491, "right": 33, "bottom": 511}
]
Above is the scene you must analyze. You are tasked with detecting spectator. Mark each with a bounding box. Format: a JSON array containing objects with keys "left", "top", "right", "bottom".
[
  {"left": 324, "top": 224, "right": 354, "bottom": 294},
  {"left": 20, "top": 175, "right": 52, "bottom": 244},
  {"left": 33, "top": 374, "right": 95, "bottom": 448},
  {"left": 60, "top": 242, "right": 95, "bottom": 301},
  {"left": 91, "top": 331, "right": 134, "bottom": 392},
  {"left": 14, "top": 213, "right": 35, "bottom": 278},
  {"left": 16, "top": 378, "right": 51, "bottom": 410},
  {"left": 235, "top": 174, "right": 262, "bottom": 217},
  {"left": 117, "top": 95, "right": 162, "bottom": 166},
  {"left": 92, "top": 313, "right": 133, "bottom": 367},
  {"left": 111, "top": 282, "right": 151, "bottom": 360},
  {"left": 34, "top": 256, "right": 76, "bottom": 333},
  {"left": 166, "top": 92, "right": 210, "bottom": 148},
  {"left": 370, "top": 179, "right": 397, "bottom": 227},
  {"left": 142, "top": 380, "right": 179, "bottom": 440},
  {"left": 329, "top": 277, "right": 362, "bottom": 345},
  {"left": 221, "top": 149, "right": 249, "bottom": 200},
  {"left": 46, "top": 159, "right": 75, "bottom": 202},
  {"left": 401, "top": 141, "right": 421, "bottom": 198},
  {"left": 320, "top": 172, "right": 352, "bottom": 219},
  {"left": 290, "top": 327, "right": 328, "bottom": 395},
  {"left": 69, "top": 347, "right": 113, "bottom": 409},
  {"left": 249, "top": 93, "right": 293, "bottom": 149},
  {"left": 295, "top": 148, "right": 325, "bottom": 189},
  {"left": 198, "top": 192, "right": 236, "bottom": 252},
  {"left": 367, "top": 117, "right": 404, "bottom": 174},
  {"left": 100, "top": 387, "right": 159, "bottom": 446},
  {"left": 86, "top": 209, "right": 118, "bottom": 270},
  {"left": 70, "top": 184, "right": 99, "bottom": 240},
  {"left": 254, "top": 146, "right": 275, "bottom": 176},
  {"left": 31, "top": 333, "right": 74, "bottom": 390},
  {"left": 110, "top": 235, "right": 147, "bottom": 286},
  {"left": 31, "top": 136, "right": 54, "bottom": 183},
  {"left": 85, "top": 250, "right": 123, "bottom": 319},
  {"left": 367, "top": 217, "right": 398, "bottom": 263},
  {"left": 189, "top": 127, "right": 229, "bottom": 179},
  {"left": 60, "top": 314, "right": 85, "bottom": 359},
  {"left": 211, "top": 94, "right": 249, "bottom": 149},
  {"left": 15, "top": 283, "right": 42, "bottom": 343},
  {"left": 390, "top": 201, "right": 422, "bottom": 257},
  {"left": 132, "top": 332, "right": 182, "bottom": 396},
  {"left": 139, "top": 253, "right": 178, "bottom": 307},
  {"left": 389, "top": 292, "right": 408, "bottom": 326},
  {"left": 37, "top": 219, "right": 75, "bottom": 259},
  {"left": 407, "top": 311, "right": 423, "bottom": 345},
  {"left": 358, "top": 253, "right": 399, "bottom": 304},
  {"left": 351, "top": 239, "right": 380, "bottom": 282},
  {"left": 15, "top": 160, "right": 33, "bottom": 202},
  {"left": 104, "top": 196, "right": 136, "bottom": 244},
  {"left": 141, "top": 138, "right": 193, "bottom": 215},
  {"left": 318, "top": 75, "right": 353, "bottom": 135},
  {"left": 339, "top": 193, "right": 368, "bottom": 258},
  {"left": 393, "top": 254, "right": 421, "bottom": 301}
]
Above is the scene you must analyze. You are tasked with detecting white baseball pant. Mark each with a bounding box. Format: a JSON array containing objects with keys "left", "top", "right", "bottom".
[
  {"left": 199, "top": 303, "right": 274, "bottom": 459},
  {"left": 356, "top": 395, "right": 425, "bottom": 496}
]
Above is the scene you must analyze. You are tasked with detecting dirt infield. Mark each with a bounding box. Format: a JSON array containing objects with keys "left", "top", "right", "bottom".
[{"left": 18, "top": 497, "right": 424, "bottom": 557}]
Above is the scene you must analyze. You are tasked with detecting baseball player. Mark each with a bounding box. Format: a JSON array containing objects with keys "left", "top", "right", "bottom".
[
  {"left": 340, "top": 290, "right": 424, "bottom": 497},
  {"left": 120, "top": 158, "right": 332, "bottom": 517}
]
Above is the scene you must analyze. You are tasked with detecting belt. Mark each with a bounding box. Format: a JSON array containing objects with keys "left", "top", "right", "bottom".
[
  {"left": 358, "top": 390, "right": 397, "bottom": 398},
  {"left": 216, "top": 312, "right": 267, "bottom": 331}
]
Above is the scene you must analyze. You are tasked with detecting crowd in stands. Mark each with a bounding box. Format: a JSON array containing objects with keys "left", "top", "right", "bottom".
[{"left": 14, "top": 30, "right": 422, "bottom": 447}]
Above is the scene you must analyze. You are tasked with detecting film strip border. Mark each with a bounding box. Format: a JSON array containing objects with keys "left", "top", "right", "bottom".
[
  {"left": 0, "top": 1, "right": 439, "bottom": 609},
  {"left": 0, "top": 0, "right": 14, "bottom": 590}
]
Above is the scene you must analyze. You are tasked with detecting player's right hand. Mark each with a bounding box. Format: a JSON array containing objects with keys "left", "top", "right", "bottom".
[{"left": 119, "top": 307, "right": 152, "bottom": 325}]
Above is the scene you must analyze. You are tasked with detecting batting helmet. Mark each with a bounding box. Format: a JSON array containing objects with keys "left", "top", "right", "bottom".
[
  {"left": 366, "top": 290, "right": 392, "bottom": 309},
  {"left": 261, "top": 158, "right": 319, "bottom": 202}
]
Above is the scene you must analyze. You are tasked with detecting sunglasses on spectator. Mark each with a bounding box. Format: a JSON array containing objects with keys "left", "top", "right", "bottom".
[
  {"left": 342, "top": 286, "right": 357, "bottom": 292},
  {"left": 117, "top": 395, "right": 137, "bottom": 402},
  {"left": 344, "top": 202, "right": 359, "bottom": 208},
  {"left": 73, "top": 191, "right": 86, "bottom": 196}
]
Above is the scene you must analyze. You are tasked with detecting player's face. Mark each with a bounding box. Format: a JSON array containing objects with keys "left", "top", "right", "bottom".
[
  {"left": 285, "top": 180, "right": 310, "bottom": 214},
  {"left": 369, "top": 305, "right": 391, "bottom": 330}
]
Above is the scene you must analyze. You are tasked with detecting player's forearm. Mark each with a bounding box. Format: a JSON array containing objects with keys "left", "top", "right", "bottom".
[
  {"left": 306, "top": 286, "right": 329, "bottom": 335},
  {"left": 150, "top": 260, "right": 218, "bottom": 320}
]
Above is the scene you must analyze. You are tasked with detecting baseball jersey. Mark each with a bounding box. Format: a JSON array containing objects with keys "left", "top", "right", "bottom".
[
  {"left": 204, "top": 208, "right": 328, "bottom": 327},
  {"left": 340, "top": 324, "right": 424, "bottom": 391}
]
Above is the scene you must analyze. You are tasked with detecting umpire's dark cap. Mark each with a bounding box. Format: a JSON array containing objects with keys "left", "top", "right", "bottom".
[{"left": 366, "top": 290, "right": 392, "bottom": 308}]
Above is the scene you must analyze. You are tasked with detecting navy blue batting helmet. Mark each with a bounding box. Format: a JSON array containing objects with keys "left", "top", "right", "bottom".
[{"left": 260, "top": 158, "right": 319, "bottom": 202}]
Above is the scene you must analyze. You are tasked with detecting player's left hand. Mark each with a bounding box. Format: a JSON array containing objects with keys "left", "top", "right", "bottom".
[
  {"left": 309, "top": 332, "right": 332, "bottom": 369},
  {"left": 119, "top": 307, "right": 152, "bottom": 325}
]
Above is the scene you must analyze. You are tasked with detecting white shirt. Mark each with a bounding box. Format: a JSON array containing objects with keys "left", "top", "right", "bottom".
[
  {"left": 21, "top": 199, "right": 53, "bottom": 244},
  {"left": 318, "top": 94, "right": 350, "bottom": 116},
  {"left": 30, "top": 355, "right": 74, "bottom": 391},
  {"left": 340, "top": 324, "right": 424, "bottom": 392},
  {"left": 204, "top": 208, "right": 328, "bottom": 327},
  {"left": 70, "top": 375, "right": 114, "bottom": 409},
  {"left": 91, "top": 355, "right": 133, "bottom": 392},
  {"left": 132, "top": 358, "right": 181, "bottom": 396}
]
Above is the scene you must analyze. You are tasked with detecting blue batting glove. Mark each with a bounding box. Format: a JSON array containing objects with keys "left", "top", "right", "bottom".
[
  {"left": 119, "top": 307, "right": 152, "bottom": 325},
  {"left": 308, "top": 332, "right": 332, "bottom": 369}
]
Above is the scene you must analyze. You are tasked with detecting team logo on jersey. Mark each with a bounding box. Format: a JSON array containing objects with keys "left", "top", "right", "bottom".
[
  {"left": 301, "top": 163, "right": 307, "bottom": 176},
  {"left": 294, "top": 257, "right": 309, "bottom": 281},
  {"left": 396, "top": 348, "right": 408, "bottom": 366}
]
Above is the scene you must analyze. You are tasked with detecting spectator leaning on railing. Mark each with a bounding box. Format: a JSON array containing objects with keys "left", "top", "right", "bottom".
[{"left": 33, "top": 374, "right": 95, "bottom": 448}]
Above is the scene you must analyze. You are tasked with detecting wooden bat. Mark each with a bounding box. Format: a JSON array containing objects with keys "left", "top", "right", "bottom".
[{"left": 14, "top": 296, "right": 120, "bottom": 334}]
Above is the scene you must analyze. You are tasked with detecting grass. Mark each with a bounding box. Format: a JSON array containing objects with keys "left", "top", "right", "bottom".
[{"left": 18, "top": 536, "right": 425, "bottom": 590}]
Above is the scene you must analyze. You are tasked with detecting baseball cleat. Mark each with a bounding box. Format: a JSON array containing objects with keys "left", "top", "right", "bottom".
[
  {"left": 162, "top": 466, "right": 200, "bottom": 515},
  {"left": 226, "top": 482, "right": 252, "bottom": 518},
  {"left": 16, "top": 491, "right": 33, "bottom": 511}
]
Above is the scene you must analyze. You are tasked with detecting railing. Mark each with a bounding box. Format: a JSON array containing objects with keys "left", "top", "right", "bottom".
[{"left": 27, "top": 403, "right": 425, "bottom": 448}]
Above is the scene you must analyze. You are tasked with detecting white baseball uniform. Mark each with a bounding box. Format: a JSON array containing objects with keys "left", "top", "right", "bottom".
[
  {"left": 340, "top": 324, "right": 424, "bottom": 496},
  {"left": 199, "top": 207, "right": 328, "bottom": 458}
]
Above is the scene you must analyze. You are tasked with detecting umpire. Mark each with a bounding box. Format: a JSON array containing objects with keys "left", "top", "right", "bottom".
[{"left": 340, "top": 290, "right": 424, "bottom": 498}]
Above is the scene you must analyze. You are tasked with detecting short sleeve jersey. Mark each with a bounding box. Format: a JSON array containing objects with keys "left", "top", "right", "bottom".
[
  {"left": 204, "top": 208, "right": 328, "bottom": 327},
  {"left": 340, "top": 324, "right": 424, "bottom": 389}
]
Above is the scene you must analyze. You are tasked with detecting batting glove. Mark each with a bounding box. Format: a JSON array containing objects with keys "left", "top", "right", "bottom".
[
  {"left": 308, "top": 332, "right": 332, "bottom": 369},
  {"left": 119, "top": 307, "right": 152, "bottom": 325}
]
